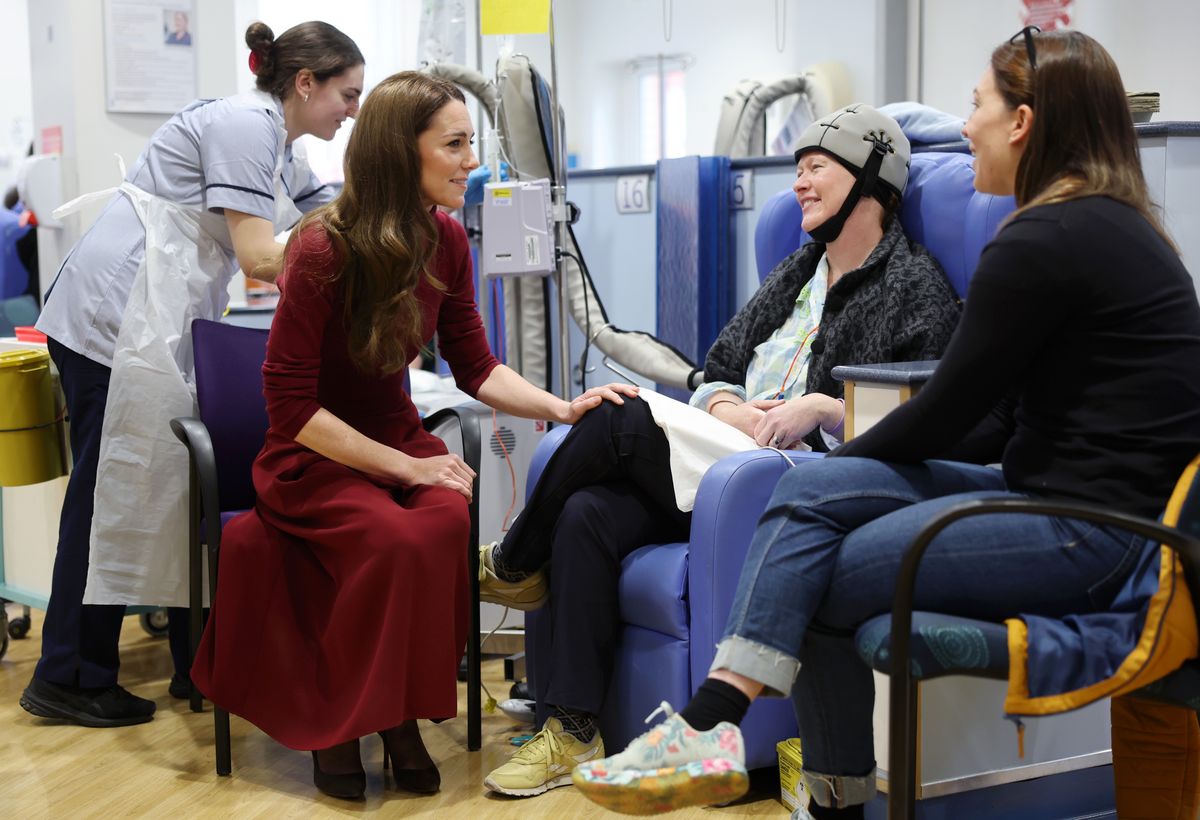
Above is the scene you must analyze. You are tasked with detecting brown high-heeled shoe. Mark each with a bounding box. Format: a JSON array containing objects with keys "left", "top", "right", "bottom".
[
  {"left": 379, "top": 721, "right": 440, "bottom": 795},
  {"left": 311, "top": 738, "right": 366, "bottom": 800}
]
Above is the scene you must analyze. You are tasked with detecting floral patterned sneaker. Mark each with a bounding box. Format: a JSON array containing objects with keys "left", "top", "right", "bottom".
[{"left": 572, "top": 702, "right": 749, "bottom": 815}]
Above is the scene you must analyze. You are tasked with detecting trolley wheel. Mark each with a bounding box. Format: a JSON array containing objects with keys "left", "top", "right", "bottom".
[
  {"left": 8, "top": 616, "right": 31, "bottom": 640},
  {"left": 139, "top": 609, "right": 170, "bottom": 638}
]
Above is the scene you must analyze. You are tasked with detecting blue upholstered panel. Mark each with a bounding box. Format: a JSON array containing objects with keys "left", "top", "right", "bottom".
[
  {"left": 617, "top": 542, "right": 689, "bottom": 640},
  {"left": 524, "top": 423, "right": 571, "bottom": 503},
  {"left": 688, "top": 448, "right": 825, "bottom": 769},
  {"left": 753, "top": 181, "right": 805, "bottom": 281},
  {"left": 597, "top": 625, "right": 691, "bottom": 753},
  {"left": 656, "top": 155, "right": 733, "bottom": 400}
]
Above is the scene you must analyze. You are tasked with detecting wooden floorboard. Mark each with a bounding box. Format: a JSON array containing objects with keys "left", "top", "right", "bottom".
[{"left": 0, "top": 603, "right": 787, "bottom": 818}]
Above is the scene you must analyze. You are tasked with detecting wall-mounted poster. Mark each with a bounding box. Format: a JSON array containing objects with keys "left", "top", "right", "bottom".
[{"left": 104, "top": 0, "right": 197, "bottom": 114}]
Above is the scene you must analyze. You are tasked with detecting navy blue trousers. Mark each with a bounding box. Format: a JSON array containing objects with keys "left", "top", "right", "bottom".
[
  {"left": 497, "top": 400, "right": 691, "bottom": 719},
  {"left": 35, "top": 338, "right": 126, "bottom": 687}
]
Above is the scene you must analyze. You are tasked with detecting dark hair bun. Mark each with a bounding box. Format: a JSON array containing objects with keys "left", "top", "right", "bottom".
[{"left": 244, "top": 21, "right": 275, "bottom": 55}]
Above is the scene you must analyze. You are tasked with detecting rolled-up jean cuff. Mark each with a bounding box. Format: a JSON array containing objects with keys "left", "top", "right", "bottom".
[
  {"left": 709, "top": 636, "right": 799, "bottom": 698},
  {"left": 802, "top": 768, "right": 877, "bottom": 808}
]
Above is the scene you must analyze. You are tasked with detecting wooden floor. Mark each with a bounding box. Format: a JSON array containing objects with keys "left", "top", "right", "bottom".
[{"left": 0, "top": 604, "right": 788, "bottom": 818}]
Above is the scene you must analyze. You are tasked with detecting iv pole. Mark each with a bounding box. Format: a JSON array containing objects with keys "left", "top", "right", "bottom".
[{"left": 546, "top": 1, "right": 572, "bottom": 400}]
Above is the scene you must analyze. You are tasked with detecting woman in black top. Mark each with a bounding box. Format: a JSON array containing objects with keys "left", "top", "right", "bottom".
[{"left": 575, "top": 30, "right": 1200, "bottom": 819}]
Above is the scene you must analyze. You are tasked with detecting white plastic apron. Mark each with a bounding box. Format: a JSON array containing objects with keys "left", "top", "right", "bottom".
[{"left": 54, "top": 91, "right": 305, "bottom": 606}]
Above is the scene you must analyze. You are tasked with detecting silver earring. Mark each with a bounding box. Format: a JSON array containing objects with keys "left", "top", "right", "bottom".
[{"left": 303, "top": 93, "right": 309, "bottom": 103}]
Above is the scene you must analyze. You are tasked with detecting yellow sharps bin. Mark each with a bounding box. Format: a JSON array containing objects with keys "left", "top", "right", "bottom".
[{"left": 0, "top": 349, "right": 66, "bottom": 486}]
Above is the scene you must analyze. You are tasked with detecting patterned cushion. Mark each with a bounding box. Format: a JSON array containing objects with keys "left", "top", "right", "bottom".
[{"left": 855, "top": 612, "right": 1009, "bottom": 681}]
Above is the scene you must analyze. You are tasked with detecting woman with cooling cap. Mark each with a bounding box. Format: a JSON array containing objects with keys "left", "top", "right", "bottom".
[
  {"left": 575, "top": 29, "right": 1200, "bottom": 820},
  {"left": 478, "top": 104, "right": 961, "bottom": 800}
]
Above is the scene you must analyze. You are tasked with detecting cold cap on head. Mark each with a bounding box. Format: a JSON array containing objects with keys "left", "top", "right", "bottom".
[{"left": 793, "top": 103, "right": 911, "bottom": 197}]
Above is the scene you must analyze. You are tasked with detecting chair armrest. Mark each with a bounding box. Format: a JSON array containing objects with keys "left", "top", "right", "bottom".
[
  {"left": 422, "top": 404, "right": 483, "bottom": 543},
  {"left": 526, "top": 424, "right": 571, "bottom": 503},
  {"left": 423, "top": 406, "right": 483, "bottom": 479},
  {"left": 687, "top": 448, "right": 824, "bottom": 685},
  {"left": 170, "top": 416, "right": 223, "bottom": 556},
  {"left": 831, "top": 360, "right": 940, "bottom": 388},
  {"left": 891, "top": 497, "right": 1200, "bottom": 666}
]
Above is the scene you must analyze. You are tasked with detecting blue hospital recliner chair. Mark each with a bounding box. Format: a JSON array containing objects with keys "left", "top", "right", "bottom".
[{"left": 524, "top": 151, "right": 1015, "bottom": 768}]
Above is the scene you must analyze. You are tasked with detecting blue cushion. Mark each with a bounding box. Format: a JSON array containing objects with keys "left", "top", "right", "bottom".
[
  {"left": 618, "top": 542, "right": 689, "bottom": 639},
  {"left": 598, "top": 625, "right": 691, "bottom": 751},
  {"left": 856, "top": 612, "right": 1009, "bottom": 680}
]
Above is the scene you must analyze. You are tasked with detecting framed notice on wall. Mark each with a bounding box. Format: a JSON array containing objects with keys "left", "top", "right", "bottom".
[{"left": 103, "top": 0, "right": 198, "bottom": 114}]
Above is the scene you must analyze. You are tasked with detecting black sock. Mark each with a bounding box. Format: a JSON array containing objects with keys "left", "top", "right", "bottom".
[
  {"left": 489, "top": 544, "right": 529, "bottom": 582},
  {"left": 808, "top": 802, "right": 864, "bottom": 819},
  {"left": 552, "top": 706, "right": 597, "bottom": 743},
  {"left": 678, "top": 678, "right": 750, "bottom": 731}
]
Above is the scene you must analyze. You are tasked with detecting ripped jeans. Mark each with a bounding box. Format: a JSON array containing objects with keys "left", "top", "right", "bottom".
[{"left": 710, "top": 457, "right": 1144, "bottom": 808}]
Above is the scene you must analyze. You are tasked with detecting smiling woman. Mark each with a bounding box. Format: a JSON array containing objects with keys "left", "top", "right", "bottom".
[
  {"left": 188, "top": 71, "right": 638, "bottom": 802},
  {"left": 418, "top": 100, "right": 480, "bottom": 210}
]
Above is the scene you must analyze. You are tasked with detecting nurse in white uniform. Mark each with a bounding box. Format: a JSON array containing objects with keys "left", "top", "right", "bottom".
[{"left": 21, "top": 20, "right": 364, "bottom": 727}]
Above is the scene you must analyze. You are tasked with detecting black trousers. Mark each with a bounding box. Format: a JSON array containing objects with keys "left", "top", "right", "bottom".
[
  {"left": 497, "top": 398, "right": 691, "bottom": 718},
  {"left": 36, "top": 339, "right": 126, "bottom": 687}
]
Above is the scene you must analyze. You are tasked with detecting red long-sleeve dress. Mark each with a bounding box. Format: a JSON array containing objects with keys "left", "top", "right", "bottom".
[{"left": 190, "top": 213, "right": 499, "bottom": 750}]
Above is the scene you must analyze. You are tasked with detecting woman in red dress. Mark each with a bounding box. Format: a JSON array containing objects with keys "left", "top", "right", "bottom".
[{"left": 190, "top": 71, "right": 636, "bottom": 801}]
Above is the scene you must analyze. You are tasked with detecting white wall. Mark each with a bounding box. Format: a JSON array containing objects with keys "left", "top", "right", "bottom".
[
  {"left": 482, "top": 0, "right": 886, "bottom": 169},
  {"left": 27, "top": 0, "right": 239, "bottom": 237},
  {"left": 920, "top": 0, "right": 1200, "bottom": 123},
  {"left": 0, "top": 1, "right": 33, "bottom": 197}
]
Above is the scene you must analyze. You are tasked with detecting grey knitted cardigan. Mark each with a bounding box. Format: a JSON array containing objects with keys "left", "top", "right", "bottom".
[{"left": 703, "top": 218, "right": 961, "bottom": 449}]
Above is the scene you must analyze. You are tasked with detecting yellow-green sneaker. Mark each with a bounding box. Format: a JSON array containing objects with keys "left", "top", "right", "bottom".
[
  {"left": 484, "top": 717, "right": 604, "bottom": 796},
  {"left": 478, "top": 542, "right": 548, "bottom": 611}
]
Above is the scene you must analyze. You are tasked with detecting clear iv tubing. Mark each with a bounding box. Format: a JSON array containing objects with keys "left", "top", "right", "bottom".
[{"left": 486, "top": 128, "right": 502, "bottom": 181}]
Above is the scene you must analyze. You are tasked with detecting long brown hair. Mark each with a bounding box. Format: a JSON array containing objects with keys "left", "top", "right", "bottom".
[
  {"left": 245, "top": 21, "right": 363, "bottom": 101},
  {"left": 991, "top": 30, "right": 1173, "bottom": 248},
  {"left": 296, "top": 72, "right": 465, "bottom": 374}
]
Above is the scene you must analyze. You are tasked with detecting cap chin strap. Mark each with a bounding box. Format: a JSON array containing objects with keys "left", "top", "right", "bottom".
[{"left": 807, "top": 141, "right": 887, "bottom": 244}]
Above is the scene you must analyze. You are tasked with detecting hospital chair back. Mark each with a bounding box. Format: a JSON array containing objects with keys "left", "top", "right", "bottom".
[
  {"left": 192, "top": 319, "right": 270, "bottom": 514},
  {"left": 754, "top": 151, "right": 1016, "bottom": 297},
  {"left": 0, "top": 294, "right": 38, "bottom": 336}
]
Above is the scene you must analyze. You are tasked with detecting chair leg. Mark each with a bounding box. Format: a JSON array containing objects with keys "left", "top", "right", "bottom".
[
  {"left": 888, "top": 669, "right": 919, "bottom": 818},
  {"left": 467, "top": 527, "right": 482, "bottom": 752},
  {"left": 187, "top": 462, "right": 204, "bottom": 714},
  {"left": 206, "top": 539, "right": 232, "bottom": 775},
  {"left": 215, "top": 706, "right": 232, "bottom": 776}
]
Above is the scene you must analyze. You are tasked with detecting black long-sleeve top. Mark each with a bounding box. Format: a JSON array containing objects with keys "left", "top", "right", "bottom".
[{"left": 834, "top": 196, "right": 1200, "bottom": 519}]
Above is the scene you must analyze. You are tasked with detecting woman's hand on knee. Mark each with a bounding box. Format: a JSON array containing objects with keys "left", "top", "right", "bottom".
[
  {"left": 558, "top": 382, "right": 640, "bottom": 424},
  {"left": 401, "top": 453, "right": 476, "bottom": 500}
]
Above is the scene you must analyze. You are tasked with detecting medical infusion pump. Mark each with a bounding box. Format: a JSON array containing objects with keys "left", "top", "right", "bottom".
[{"left": 480, "top": 178, "right": 556, "bottom": 278}]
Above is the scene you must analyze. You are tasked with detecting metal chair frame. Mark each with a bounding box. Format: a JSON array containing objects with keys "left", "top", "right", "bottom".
[{"left": 887, "top": 497, "right": 1200, "bottom": 818}]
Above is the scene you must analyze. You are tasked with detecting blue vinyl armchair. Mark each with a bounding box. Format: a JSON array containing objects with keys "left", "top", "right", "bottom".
[{"left": 525, "top": 151, "right": 1015, "bottom": 768}]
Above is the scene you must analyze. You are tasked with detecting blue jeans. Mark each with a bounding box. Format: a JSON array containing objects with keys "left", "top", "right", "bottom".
[{"left": 710, "top": 457, "right": 1145, "bottom": 807}]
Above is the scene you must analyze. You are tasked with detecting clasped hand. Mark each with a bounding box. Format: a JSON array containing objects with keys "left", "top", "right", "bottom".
[{"left": 752, "top": 393, "right": 841, "bottom": 449}]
